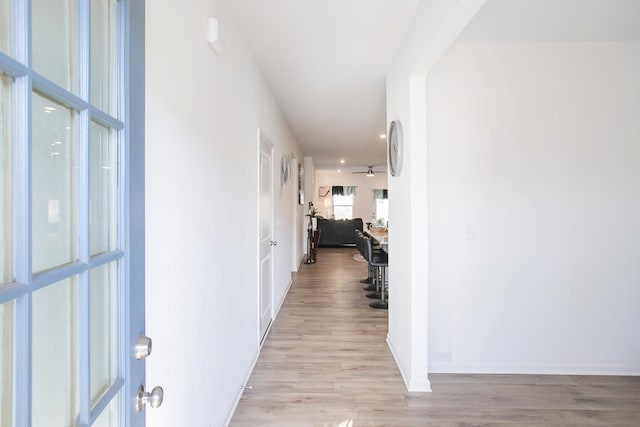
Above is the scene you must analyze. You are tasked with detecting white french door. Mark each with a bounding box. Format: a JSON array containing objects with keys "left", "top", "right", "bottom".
[{"left": 0, "top": 0, "right": 146, "bottom": 426}]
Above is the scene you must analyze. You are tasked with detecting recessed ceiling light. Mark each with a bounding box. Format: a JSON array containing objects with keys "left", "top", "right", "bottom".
[
  {"left": 379, "top": 133, "right": 386, "bottom": 139},
  {"left": 340, "top": 159, "right": 345, "bottom": 164},
  {"left": 337, "top": 169, "right": 341, "bottom": 173}
]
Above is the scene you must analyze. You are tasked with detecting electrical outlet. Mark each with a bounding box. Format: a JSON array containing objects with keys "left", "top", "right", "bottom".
[{"left": 436, "top": 351, "right": 452, "bottom": 362}]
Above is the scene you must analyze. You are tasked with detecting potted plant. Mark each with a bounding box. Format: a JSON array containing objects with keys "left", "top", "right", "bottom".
[{"left": 305, "top": 202, "right": 319, "bottom": 230}]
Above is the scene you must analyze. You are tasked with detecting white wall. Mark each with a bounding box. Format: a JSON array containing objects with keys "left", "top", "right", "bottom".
[
  {"left": 426, "top": 41, "right": 640, "bottom": 374},
  {"left": 145, "top": 0, "right": 303, "bottom": 425},
  {"left": 314, "top": 170, "right": 387, "bottom": 221},
  {"left": 389, "top": 0, "right": 640, "bottom": 381},
  {"left": 386, "top": 0, "right": 485, "bottom": 391}
]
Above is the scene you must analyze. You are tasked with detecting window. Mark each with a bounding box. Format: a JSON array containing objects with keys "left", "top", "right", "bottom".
[
  {"left": 375, "top": 199, "right": 388, "bottom": 225},
  {"left": 373, "top": 189, "right": 388, "bottom": 225},
  {"left": 333, "top": 194, "right": 354, "bottom": 219}
]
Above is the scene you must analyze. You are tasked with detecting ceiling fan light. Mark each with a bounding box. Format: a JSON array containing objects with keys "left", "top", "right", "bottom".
[{"left": 366, "top": 167, "right": 374, "bottom": 177}]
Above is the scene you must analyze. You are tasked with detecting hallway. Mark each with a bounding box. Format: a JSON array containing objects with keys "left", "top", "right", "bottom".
[
  {"left": 230, "top": 248, "right": 640, "bottom": 426},
  {"left": 231, "top": 247, "right": 395, "bottom": 425}
]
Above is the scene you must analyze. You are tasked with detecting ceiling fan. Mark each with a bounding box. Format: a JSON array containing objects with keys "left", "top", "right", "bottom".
[{"left": 352, "top": 166, "right": 386, "bottom": 177}]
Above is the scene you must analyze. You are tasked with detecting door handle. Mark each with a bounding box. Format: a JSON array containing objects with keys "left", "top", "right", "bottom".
[
  {"left": 270, "top": 241, "right": 278, "bottom": 246},
  {"left": 135, "top": 385, "right": 164, "bottom": 412}
]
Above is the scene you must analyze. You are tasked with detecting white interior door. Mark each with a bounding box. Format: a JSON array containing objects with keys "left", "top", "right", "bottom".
[
  {"left": 0, "top": 0, "right": 146, "bottom": 425},
  {"left": 259, "top": 135, "right": 273, "bottom": 342}
]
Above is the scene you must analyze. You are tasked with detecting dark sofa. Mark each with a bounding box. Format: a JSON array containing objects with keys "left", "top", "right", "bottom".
[{"left": 317, "top": 218, "right": 363, "bottom": 247}]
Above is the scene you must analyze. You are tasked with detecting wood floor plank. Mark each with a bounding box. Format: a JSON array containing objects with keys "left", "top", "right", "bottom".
[{"left": 230, "top": 247, "right": 640, "bottom": 426}]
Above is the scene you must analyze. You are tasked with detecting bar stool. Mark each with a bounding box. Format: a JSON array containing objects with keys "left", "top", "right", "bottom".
[
  {"left": 362, "top": 236, "right": 381, "bottom": 299},
  {"left": 356, "top": 230, "right": 374, "bottom": 285},
  {"left": 358, "top": 232, "right": 375, "bottom": 291},
  {"left": 364, "top": 236, "right": 388, "bottom": 310}
]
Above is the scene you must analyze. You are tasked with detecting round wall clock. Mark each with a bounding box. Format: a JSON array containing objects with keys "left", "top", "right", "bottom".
[{"left": 388, "top": 120, "right": 404, "bottom": 177}]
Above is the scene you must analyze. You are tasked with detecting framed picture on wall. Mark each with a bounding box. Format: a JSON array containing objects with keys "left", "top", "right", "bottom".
[{"left": 298, "top": 163, "right": 304, "bottom": 205}]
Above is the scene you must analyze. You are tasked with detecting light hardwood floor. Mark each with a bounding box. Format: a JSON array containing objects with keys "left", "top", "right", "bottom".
[{"left": 230, "top": 247, "right": 640, "bottom": 426}]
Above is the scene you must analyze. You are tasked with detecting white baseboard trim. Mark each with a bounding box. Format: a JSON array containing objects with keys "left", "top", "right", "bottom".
[
  {"left": 408, "top": 376, "right": 432, "bottom": 392},
  {"left": 387, "top": 335, "right": 432, "bottom": 392},
  {"left": 428, "top": 363, "right": 640, "bottom": 376},
  {"left": 223, "top": 346, "right": 261, "bottom": 427},
  {"left": 274, "top": 278, "right": 294, "bottom": 317},
  {"left": 224, "top": 277, "right": 295, "bottom": 426},
  {"left": 387, "top": 337, "right": 410, "bottom": 388}
]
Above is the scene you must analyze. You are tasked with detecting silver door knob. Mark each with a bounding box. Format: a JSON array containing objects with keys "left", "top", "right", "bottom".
[
  {"left": 135, "top": 385, "right": 164, "bottom": 412},
  {"left": 270, "top": 240, "right": 278, "bottom": 246}
]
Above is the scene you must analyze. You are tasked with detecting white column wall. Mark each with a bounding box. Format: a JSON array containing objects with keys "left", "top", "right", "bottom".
[{"left": 386, "top": 0, "right": 486, "bottom": 391}]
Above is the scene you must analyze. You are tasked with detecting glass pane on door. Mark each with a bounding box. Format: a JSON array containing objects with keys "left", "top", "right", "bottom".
[
  {"left": 91, "top": 0, "right": 117, "bottom": 114},
  {"left": 0, "top": 0, "right": 12, "bottom": 56},
  {"left": 32, "top": 92, "right": 77, "bottom": 273},
  {"left": 90, "top": 262, "right": 118, "bottom": 406},
  {"left": 32, "top": 277, "right": 79, "bottom": 427},
  {"left": 90, "top": 122, "right": 117, "bottom": 256},
  {"left": 93, "top": 396, "right": 119, "bottom": 427},
  {"left": 0, "top": 301, "right": 14, "bottom": 426},
  {"left": 0, "top": 73, "right": 13, "bottom": 287},
  {"left": 32, "top": 0, "right": 78, "bottom": 92}
]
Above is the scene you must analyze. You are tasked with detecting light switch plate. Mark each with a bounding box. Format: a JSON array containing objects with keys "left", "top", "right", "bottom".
[{"left": 465, "top": 224, "right": 475, "bottom": 240}]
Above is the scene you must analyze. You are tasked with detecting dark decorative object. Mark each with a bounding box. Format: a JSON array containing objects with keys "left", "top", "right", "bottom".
[
  {"left": 298, "top": 162, "right": 304, "bottom": 205},
  {"left": 304, "top": 202, "right": 320, "bottom": 264}
]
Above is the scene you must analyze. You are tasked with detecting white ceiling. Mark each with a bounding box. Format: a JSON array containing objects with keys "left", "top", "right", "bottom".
[
  {"left": 228, "top": 0, "right": 640, "bottom": 172},
  {"left": 458, "top": 0, "right": 640, "bottom": 43},
  {"left": 228, "top": 0, "right": 421, "bottom": 171}
]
